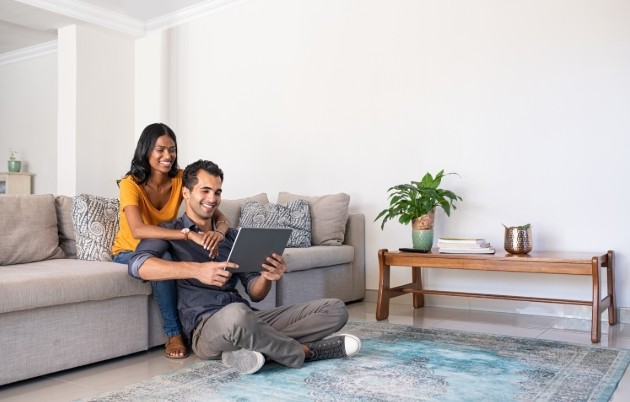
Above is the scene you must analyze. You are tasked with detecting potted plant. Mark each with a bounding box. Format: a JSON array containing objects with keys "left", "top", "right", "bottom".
[
  {"left": 375, "top": 170, "right": 462, "bottom": 251},
  {"left": 8, "top": 149, "right": 21, "bottom": 172}
]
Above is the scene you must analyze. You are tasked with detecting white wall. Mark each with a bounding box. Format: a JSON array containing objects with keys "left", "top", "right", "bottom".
[
  {"left": 135, "top": 30, "right": 171, "bottom": 136},
  {"left": 2, "top": 25, "right": 135, "bottom": 198},
  {"left": 74, "top": 25, "right": 136, "bottom": 197},
  {"left": 0, "top": 53, "right": 57, "bottom": 194},
  {"left": 135, "top": 0, "right": 630, "bottom": 311},
  {"left": 57, "top": 25, "right": 136, "bottom": 197}
]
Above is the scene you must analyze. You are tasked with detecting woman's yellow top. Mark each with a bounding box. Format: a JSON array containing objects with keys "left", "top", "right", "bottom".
[{"left": 111, "top": 170, "right": 184, "bottom": 255}]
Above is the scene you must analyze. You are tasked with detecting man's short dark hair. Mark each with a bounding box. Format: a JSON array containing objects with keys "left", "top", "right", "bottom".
[{"left": 183, "top": 160, "right": 224, "bottom": 190}]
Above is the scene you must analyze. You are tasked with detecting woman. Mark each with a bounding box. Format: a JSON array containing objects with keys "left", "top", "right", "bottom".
[{"left": 112, "top": 122, "right": 230, "bottom": 359}]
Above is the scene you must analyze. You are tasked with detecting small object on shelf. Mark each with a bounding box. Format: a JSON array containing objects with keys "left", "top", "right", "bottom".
[
  {"left": 437, "top": 237, "right": 487, "bottom": 245},
  {"left": 8, "top": 149, "right": 21, "bottom": 172},
  {"left": 399, "top": 247, "right": 431, "bottom": 253},
  {"left": 375, "top": 170, "right": 463, "bottom": 252},
  {"left": 503, "top": 224, "right": 532, "bottom": 254},
  {"left": 437, "top": 236, "right": 495, "bottom": 254},
  {"left": 438, "top": 247, "right": 495, "bottom": 254},
  {"left": 438, "top": 237, "right": 490, "bottom": 248}
]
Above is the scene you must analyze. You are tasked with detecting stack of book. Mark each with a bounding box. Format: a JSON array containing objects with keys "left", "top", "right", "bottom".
[{"left": 437, "top": 237, "right": 495, "bottom": 254}]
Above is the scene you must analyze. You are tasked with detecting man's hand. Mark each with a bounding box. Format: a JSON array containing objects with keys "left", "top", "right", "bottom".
[
  {"left": 247, "top": 253, "right": 285, "bottom": 301},
  {"left": 260, "top": 253, "right": 286, "bottom": 282},
  {"left": 195, "top": 261, "right": 239, "bottom": 287}
]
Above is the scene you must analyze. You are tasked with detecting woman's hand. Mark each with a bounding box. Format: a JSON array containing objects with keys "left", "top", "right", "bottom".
[{"left": 190, "top": 230, "right": 225, "bottom": 258}]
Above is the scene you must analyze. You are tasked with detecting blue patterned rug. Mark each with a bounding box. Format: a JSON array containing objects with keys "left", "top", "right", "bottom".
[{"left": 83, "top": 321, "right": 630, "bottom": 401}]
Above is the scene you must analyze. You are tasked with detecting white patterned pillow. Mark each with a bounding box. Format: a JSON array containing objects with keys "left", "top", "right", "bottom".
[
  {"left": 238, "top": 200, "right": 311, "bottom": 248},
  {"left": 72, "top": 194, "right": 120, "bottom": 261}
]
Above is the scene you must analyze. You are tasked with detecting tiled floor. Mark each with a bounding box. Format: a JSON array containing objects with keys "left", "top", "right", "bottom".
[{"left": 2, "top": 301, "right": 630, "bottom": 401}]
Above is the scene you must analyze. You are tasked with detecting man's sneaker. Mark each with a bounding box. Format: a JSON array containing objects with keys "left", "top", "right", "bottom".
[
  {"left": 221, "top": 349, "right": 265, "bottom": 374},
  {"left": 306, "top": 333, "right": 361, "bottom": 362}
]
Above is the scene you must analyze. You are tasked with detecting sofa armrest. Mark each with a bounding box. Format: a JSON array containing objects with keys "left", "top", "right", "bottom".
[{"left": 343, "top": 213, "right": 365, "bottom": 301}]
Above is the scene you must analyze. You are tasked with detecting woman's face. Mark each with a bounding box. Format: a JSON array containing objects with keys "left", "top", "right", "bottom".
[{"left": 148, "top": 134, "right": 176, "bottom": 174}]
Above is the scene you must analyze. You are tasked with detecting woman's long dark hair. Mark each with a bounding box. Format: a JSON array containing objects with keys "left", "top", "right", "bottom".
[{"left": 125, "top": 123, "right": 179, "bottom": 184}]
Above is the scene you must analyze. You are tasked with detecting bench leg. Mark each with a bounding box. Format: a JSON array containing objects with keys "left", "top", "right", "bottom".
[
  {"left": 607, "top": 250, "right": 617, "bottom": 325},
  {"left": 376, "top": 249, "right": 391, "bottom": 320},
  {"left": 590, "top": 251, "right": 617, "bottom": 343},
  {"left": 412, "top": 266, "right": 424, "bottom": 308},
  {"left": 591, "top": 256, "right": 602, "bottom": 343}
]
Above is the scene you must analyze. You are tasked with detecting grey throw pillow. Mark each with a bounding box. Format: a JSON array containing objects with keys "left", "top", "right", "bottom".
[
  {"left": 72, "top": 194, "right": 120, "bottom": 261},
  {"left": 0, "top": 194, "right": 65, "bottom": 265},
  {"left": 238, "top": 200, "right": 311, "bottom": 248},
  {"left": 277, "top": 192, "right": 350, "bottom": 246},
  {"left": 55, "top": 195, "right": 77, "bottom": 258}
]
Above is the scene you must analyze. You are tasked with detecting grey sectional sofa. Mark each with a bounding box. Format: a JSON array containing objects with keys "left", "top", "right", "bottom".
[{"left": 0, "top": 193, "right": 364, "bottom": 386}]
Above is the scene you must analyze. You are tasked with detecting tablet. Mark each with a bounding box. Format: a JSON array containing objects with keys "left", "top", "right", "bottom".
[{"left": 226, "top": 227, "right": 292, "bottom": 272}]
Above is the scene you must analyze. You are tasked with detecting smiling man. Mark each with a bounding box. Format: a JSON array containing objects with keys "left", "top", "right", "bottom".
[{"left": 128, "top": 160, "right": 361, "bottom": 374}]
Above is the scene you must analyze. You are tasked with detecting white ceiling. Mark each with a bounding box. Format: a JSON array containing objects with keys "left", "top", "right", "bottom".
[{"left": 0, "top": 0, "right": 218, "bottom": 54}]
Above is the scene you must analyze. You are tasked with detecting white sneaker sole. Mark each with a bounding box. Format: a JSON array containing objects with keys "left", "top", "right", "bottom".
[
  {"left": 340, "top": 333, "right": 362, "bottom": 357},
  {"left": 222, "top": 349, "right": 265, "bottom": 374}
]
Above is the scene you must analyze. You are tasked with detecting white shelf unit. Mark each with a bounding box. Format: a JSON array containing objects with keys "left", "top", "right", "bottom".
[{"left": 0, "top": 172, "right": 33, "bottom": 194}]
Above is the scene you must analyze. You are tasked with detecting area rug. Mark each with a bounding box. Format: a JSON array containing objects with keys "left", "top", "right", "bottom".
[{"left": 82, "top": 321, "right": 630, "bottom": 402}]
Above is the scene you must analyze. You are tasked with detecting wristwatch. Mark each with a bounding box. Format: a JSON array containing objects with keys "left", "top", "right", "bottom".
[{"left": 181, "top": 228, "right": 190, "bottom": 241}]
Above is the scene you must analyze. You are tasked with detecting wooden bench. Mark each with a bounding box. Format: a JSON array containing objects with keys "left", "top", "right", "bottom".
[{"left": 376, "top": 249, "right": 616, "bottom": 343}]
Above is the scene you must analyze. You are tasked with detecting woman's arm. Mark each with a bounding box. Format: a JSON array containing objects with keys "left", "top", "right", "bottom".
[
  {"left": 124, "top": 204, "right": 189, "bottom": 240},
  {"left": 123, "top": 205, "right": 230, "bottom": 256},
  {"left": 213, "top": 208, "right": 230, "bottom": 235}
]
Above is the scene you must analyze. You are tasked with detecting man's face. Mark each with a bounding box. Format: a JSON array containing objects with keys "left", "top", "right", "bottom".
[{"left": 182, "top": 170, "right": 222, "bottom": 222}]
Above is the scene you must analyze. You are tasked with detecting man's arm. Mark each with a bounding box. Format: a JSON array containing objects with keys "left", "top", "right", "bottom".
[
  {"left": 128, "top": 238, "right": 237, "bottom": 287},
  {"left": 137, "top": 257, "right": 209, "bottom": 281}
]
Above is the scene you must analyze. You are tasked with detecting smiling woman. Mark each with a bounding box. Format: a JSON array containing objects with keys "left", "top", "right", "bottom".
[{"left": 110, "top": 122, "right": 231, "bottom": 360}]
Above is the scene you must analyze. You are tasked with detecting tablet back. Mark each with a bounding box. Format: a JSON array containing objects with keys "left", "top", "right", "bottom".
[{"left": 226, "top": 227, "right": 292, "bottom": 272}]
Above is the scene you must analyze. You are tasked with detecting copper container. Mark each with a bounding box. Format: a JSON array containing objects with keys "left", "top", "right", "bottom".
[{"left": 504, "top": 225, "right": 532, "bottom": 254}]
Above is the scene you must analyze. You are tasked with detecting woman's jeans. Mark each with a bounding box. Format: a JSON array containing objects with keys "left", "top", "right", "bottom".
[{"left": 113, "top": 251, "right": 183, "bottom": 337}]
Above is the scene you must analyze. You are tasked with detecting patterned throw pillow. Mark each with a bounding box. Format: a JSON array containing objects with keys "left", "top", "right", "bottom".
[
  {"left": 72, "top": 194, "right": 120, "bottom": 261},
  {"left": 238, "top": 200, "right": 311, "bottom": 248}
]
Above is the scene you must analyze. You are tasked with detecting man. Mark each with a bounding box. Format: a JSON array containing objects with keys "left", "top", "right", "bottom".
[{"left": 128, "top": 160, "right": 361, "bottom": 374}]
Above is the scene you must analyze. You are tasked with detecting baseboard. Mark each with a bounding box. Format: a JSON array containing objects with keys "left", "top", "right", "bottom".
[{"left": 362, "top": 289, "right": 630, "bottom": 324}]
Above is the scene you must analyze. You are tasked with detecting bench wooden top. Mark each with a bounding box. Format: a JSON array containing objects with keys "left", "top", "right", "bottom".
[{"left": 379, "top": 249, "right": 607, "bottom": 275}]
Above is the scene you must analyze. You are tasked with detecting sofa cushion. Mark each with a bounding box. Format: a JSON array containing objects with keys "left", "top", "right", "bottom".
[
  {"left": 277, "top": 192, "right": 350, "bottom": 246},
  {"left": 55, "top": 195, "right": 77, "bottom": 258},
  {"left": 72, "top": 194, "right": 120, "bottom": 262},
  {"left": 238, "top": 200, "right": 311, "bottom": 248},
  {"left": 0, "top": 259, "right": 151, "bottom": 314},
  {"left": 282, "top": 245, "right": 355, "bottom": 272},
  {"left": 0, "top": 194, "right": 65, "bottom": 265},
  {"left": 220, "top": 193, "right": 269, "bottom": 228}
]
